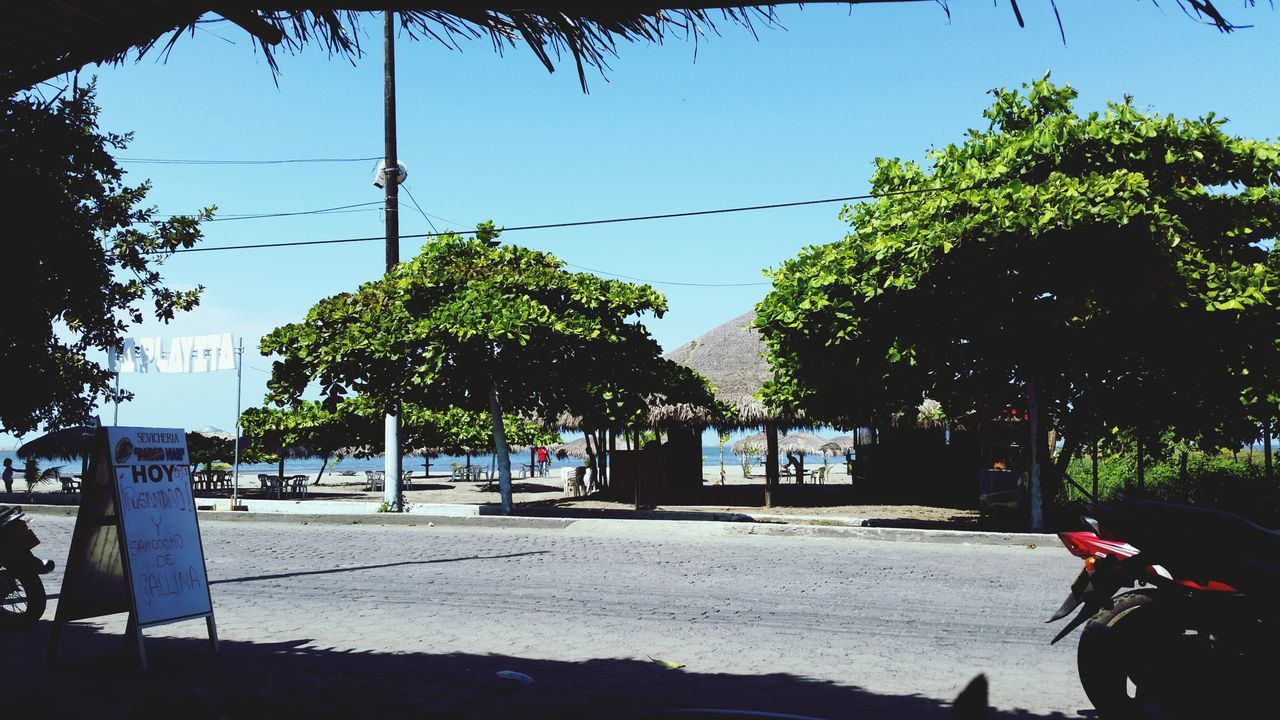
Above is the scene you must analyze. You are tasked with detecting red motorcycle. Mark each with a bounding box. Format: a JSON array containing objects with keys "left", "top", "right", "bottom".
[
  {"left": 1047, "top": 495, "right": 1280, "bottom": 718},
  {"left": 0, "top": 505, "right": 54, "bottom": 630}
]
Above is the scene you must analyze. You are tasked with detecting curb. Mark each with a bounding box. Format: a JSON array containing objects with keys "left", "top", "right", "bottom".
[{"left": 16, "top": 503, "right": 1059, "bottom": 547}]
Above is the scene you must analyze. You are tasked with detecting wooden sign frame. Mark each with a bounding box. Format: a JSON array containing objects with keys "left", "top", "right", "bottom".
[{"left": 49, "top": 427, "right": 217, "bottom": 669}]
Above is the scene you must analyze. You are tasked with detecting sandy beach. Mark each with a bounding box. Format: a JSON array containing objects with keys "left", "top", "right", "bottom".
[{"left": 188, "top": 465, "right": 980, "bottom": 526}]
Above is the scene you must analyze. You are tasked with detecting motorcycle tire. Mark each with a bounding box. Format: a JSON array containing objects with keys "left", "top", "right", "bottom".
[
  {"left": 1077, "top": 590, "right": 1192, "bottom": 719},
  {"left": 0, "top": 565, "right": 46, "bottom": 631}
]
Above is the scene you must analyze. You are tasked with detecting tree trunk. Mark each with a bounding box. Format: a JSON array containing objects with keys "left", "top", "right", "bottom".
[
  {"left": 313, "top": 454, "right": 329, "bottom": 486},
  {"left": 598, "top": 428, "right": 609, "bottom": 488},
  {"left": 487, "top": 382, "right": 515, "bottom": 515},
  {"left": 719, "top": 436, "right": 725, "bottom": 482},
  {"left": 764, "top": 421, "right": 779, "bottom": 509},
  {"left": 1043, "top": 434, "right": 1080, "bottom": 507},
  {"left": 1179, "top": 450, "right": 1188, "bottom": 484},
  {"left": 1265, "top": 418, "right": 1274, "bottom": 485},
  {"left": 1027, "top": 380, "right": 1044, "bottom": 532}
]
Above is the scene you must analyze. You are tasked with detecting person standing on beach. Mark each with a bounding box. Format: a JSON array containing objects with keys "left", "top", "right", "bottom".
[
  {"left": 535, "top": 446, "right": 549, "bottom": 477},
  {"left": 3, "top": 458, "right": 15, "bottom": 494}
]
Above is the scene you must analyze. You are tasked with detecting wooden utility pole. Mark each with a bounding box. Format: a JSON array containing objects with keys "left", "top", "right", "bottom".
[{"left": 382, "top": 10, "right": 403, "bottom": 510}]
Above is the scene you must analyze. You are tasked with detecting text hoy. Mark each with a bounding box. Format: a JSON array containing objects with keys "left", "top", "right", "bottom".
[{"left": 128, "top": 465, "right": 185, "bottom": 483}]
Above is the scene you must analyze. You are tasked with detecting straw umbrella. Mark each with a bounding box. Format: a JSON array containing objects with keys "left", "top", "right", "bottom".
[
  {"left": 774, "top": 432, "right": 830, "bottom": 484},
  {"left": 825, "top": 431, "right": 873, "bottom": 478},
  {"left": 16, "top": 425, "right": 98, "bottom": 483},
  {"left": 665, "top": 310, "right": 799, "bottom": 505},
  {"left": 731, "top": 431, "right": 768, "bottom": 455},
  {"left": 552, "top": 437, "right": 591, "bottom": 461},
  {"left": 16, "top": 426, "right": 97, "bottom": 462}
]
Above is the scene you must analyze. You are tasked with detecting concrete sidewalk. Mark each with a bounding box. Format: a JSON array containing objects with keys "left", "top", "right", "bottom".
[{"left": 18, "top": 499, "right": 1058, "bottom": 547}]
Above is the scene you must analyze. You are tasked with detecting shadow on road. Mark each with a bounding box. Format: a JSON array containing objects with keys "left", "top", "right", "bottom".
[
  {"left": 1, "top": 621, "right": 1082, "bottom": 719},
  {"left": 46, "top": 552, "right": 549, "bottom": 601},
  {"left": 208, "top": 551, "right": 552, "bottom": 586}
]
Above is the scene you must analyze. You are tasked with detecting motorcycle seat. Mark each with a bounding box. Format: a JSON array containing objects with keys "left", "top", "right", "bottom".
[
  {"left": 1122, "top": 497, "right": 1280, "bottom": 555},
  {"left": 1101, "top": 497, "right": 1280, "bottom": 592}
]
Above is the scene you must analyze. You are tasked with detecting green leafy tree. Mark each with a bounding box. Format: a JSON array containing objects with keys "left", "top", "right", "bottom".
[
  {"left": 262, "top": 225, "right": 699, "bottom": 513},
  {"left": 239, "top": 402, "right": 360, "bottom": 485},
  {"left": 0, "top": 83, "right": 207, "bottom": 435},
  {"left": 756, "top": 75, "right": 1280, "bottom": 529},
  {"left": 185, "top": 432, "right": 236, "bottom": 474}
]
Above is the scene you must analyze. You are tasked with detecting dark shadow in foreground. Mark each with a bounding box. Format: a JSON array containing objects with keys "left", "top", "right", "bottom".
[{"left": 0, "top": 621, "right": 1084, "bottom": 720}]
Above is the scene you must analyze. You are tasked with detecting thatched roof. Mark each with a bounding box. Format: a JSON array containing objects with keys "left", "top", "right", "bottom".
[
  {"left": 6, "top": 3, "right": 1244, "bottom": 96},
  {"left": 731, "top": 431, "right": 767, "bottom": 455},
  {"left": 825, "top": 430, "right": 872, "bottom": 453},
  {"left": 774, "top": 432, "right": 830, "bottom": 456},
  {"left": 731, "top": 430, "right": 830, "bottom": 455},
  {"left": 3, "top": 3, "right": 787, "bottom": 96},
  {"left": 665, "top": 310, "right": 789, "bottom": 427},
  {"left": 16, "top": 426, "right": 97, "bottom": 460},
  {"left": 552, "top": 436, "right": 590, "bottom": 460}
]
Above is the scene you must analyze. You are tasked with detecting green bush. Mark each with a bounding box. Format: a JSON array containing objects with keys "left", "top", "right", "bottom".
[{"left": 1064, "top": 451, "right": 1279, "bottom": 527}]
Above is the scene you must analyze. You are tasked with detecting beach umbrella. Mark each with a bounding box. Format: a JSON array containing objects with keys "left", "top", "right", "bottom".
[
  {"left": 16, "top": 424, "right": 101, "bottom": 480},
  {"left": 16, "top": 426, "right": 98, "bottom": 461},
  {"left": 551, "top": 437, "right": 591, "bottom": 460},
  {"left": 819, "top": 441, "right": 843, "bottom": 456},
  {"left": 825, "top": 430, "right": 875, "bottom": 453},
  {"left": 191, "top": 426, "right": 242, "bottom": 442},
  {"left": 774, "top": 432, "right": 831, "bottom": 457},
  {"left": 731, "top": 431, "right": 768, "bottom": 455}
]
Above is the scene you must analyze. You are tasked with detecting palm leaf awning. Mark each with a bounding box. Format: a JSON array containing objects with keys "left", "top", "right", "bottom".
[
  {"left": 4, "top": 3, "right": 1243, "bottom": 96},
  {"left": 16, "top": 426, "right": 98, "bottom": 460}
]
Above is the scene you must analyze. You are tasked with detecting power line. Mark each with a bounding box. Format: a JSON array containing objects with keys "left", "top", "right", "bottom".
[
  {"left": 119, "top": 156, "right": 382, "bottom": 166},
  {"left": 563, "top": 262, "right": 768, "bottom": 288},
  {"left": 165, "top": 186, "right": 942, "bottom": 254},
  {"left": 401, "top": 185, "right": 440, "bottom": 234},
  {"left": 193, "top": 201, "right": 385, "bottom": 222}
]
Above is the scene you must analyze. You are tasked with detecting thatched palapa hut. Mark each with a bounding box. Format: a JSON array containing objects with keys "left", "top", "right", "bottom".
[{"left": 663, "top": 310, "right": 800, "bottom": 505}]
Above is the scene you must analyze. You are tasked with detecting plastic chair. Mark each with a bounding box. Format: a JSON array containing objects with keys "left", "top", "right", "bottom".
[{"left": 561, "top": 467, "right": 584, "bottom": 497}]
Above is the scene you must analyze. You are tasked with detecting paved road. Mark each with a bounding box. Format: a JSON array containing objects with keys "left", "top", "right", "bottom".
[{"left": 7, "top": 514, "right": 1092, "bottom": 719}]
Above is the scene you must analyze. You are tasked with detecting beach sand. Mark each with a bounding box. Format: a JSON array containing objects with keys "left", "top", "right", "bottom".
[{"left": 195, "top": 465, "right": 979, "bottom": 526}]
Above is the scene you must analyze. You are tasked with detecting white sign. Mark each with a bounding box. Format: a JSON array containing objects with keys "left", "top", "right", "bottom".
[
  {"left": 106, "top": 426, "right": 213, "bottom": 625},
  {"left": 114, "top": 333, "right": 237, "bottom": 374}
]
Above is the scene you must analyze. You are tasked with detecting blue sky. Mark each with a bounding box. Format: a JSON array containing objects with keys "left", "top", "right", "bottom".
[{"left": 7, "top": 1, "right": 1280, "bottom": 448}]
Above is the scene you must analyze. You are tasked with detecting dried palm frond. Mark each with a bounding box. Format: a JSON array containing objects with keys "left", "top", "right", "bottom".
[{"left": 2, "top": 2, "right": 1249, "bottom": 96}]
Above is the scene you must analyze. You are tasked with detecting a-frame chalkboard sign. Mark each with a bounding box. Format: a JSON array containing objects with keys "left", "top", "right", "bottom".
[{"left": 49, "top": 427, "right": 217, "bottom": 668}]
